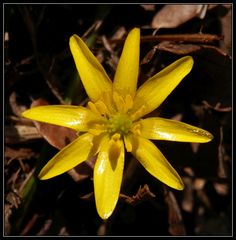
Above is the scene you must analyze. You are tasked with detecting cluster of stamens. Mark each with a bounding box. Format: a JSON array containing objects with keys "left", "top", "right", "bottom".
[{"left": 87, "top": 91, "right": 145, "bottom": 141}]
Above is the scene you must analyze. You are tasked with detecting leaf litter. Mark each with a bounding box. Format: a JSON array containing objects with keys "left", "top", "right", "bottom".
[{"left": 4, "top": 4, "right": 232, "bottom": 236}]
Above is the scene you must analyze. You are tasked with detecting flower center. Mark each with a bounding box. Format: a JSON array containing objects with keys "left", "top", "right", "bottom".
[{"left": 107, "top": 113, "right": 132, "bottom": 135}]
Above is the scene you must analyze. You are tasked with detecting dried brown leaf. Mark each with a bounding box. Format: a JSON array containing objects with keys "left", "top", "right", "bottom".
[
  {"left": 152, "top": 4, "right": 208, "bottom": 30},
  {"left": 140, "top": 47, "right": 157, "bottom": 65},
  {"left": 30, "top": 98, "right": 77, "bottom": 150},
  {"left": 140, "top": 4, "right": 156, "bottom": 11},
  {"left": 213, "top": 182, "right": 229, "bottom": 195},
  {"left": 27, "top": 98, "right": 98, "bottom": 183},
  {"left": 141, "top": 37, "right": 224, "bottom": 65},
  {"left": 219, "top": 5, "right": 232, "bottom": 55},
  {"left": 157, "top": 42, "right": 201, "bottom": 55},
  {"left": 193, "top": 178, "right": 206, "bottom": 190},
  {"left": 164, "top": 188, "right": 186, "bottom": 235},
  {"left": 155, "top": 42, "right": 228, "bottom": 56}
]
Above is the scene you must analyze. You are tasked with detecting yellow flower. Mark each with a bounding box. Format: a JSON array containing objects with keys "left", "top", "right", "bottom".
[{"left": 22, "top": 28, "right": 213, "bottom": 219}]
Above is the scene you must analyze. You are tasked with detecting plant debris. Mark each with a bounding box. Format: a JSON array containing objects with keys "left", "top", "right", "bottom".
[{"left": 4, "top": 4, "right": 232, "bottom": 236}]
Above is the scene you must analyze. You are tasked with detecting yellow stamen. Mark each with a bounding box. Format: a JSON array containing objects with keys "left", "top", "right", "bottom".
[
  {"left": 131, "top": 123, "right": 141, "bottom": 135},
  {"left": 124, "top": 94, "right": 134, "bottom": 113},
  {"left": 124, "top": 134, "right": 132, "bottom": 152},
  {"left": 113, "top": 91, "right": 125, "bottom": 113},
  {"left": 130, "top": 105, "right": 146, "bottom": 121},
  {"left": 111, "top": 133, "right": 121, "bottom": 142},
  {"left": 88, "top": 101, "right": 101, "bottom": 116},
  {"left": 101, "top": 92, "right": 116, "bottom": 114},
  {"left": 95, "top": 100, "right": 110, "bottom": 117}
]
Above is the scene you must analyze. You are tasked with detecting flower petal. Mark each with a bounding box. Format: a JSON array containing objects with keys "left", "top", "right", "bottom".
[
  {"left": 132, "top": 56, "right": 194, "bottom": 119},
  {"left": 22, "top": 105, "right": 105, "bottom": 131},
  {"left": 113, "top": 28, "right": 140, "bottom": 97},
  {"left": 94, "top": 135, "right": 125, "bottom": 219},
  {"left": 131, "top": 136, "right": 184, "bottom": 190},
  {"left": 69, "top": 34, "right": 112, "bottom": 101},
  {"left": 138, "top": 117, "right": 213, "bottom": 143},
  {"left": 38, "top": 133, "right": 103, "bottom": 180}
]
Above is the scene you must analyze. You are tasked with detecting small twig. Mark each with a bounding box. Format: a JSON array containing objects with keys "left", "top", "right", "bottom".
[
  {"left": 20, "top": 213, "right": 39, "bottom": 235},
  {"left": 6, "top": 168, "right": 21, "bottom": 189},
  {"left": 79, "top": 192, "right": 94, "bottom": 201},
  {"left": 36, "top": 219, "right": 53, "bottom": 235},
  {"left": 101, "top": 33, "right": 223, "bottom": 45},
  {"left": 181, "top": 177, "right": 194, "bottom": 213},
  {"left": 44, "top": 72, "right": 67, "bottom": 104},
  {"left": 58, "top": 227, "right": 69, "bottom": 236},
  {"left": 217, "top": 126, "right": 228, "bottom": 178},
  {"left": 202, "top": 100, "right": 232, "bottom": 112},
  {"left": 120, "top": 184, "right": 156, "bottom": 206},
  {"left": 82, "top": 20, "right": 103, "bottom": 39},
  {"left": 141, "top": 34, "right": 223, "bottom": 43},
  {"left": 101, "top": 36, "right": 119, "bottom": 71}
]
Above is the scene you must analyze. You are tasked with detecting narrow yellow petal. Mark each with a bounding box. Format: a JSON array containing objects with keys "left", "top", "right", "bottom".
[
  {"left": 69, "top": 35, "right": 112, "bottom": 101},
  {"left": 139, "top": 117, "right": 213, "bottom": 143},
  {"left": 94, "top": 135, "right": 125, "bottom": 219},
  {"left": 131, "top": 136, "right": 184, "bottom": 190},
  {"left": 22, "top": 105, "right": 105, "bottom": 131},
  {"left": 113, "top": 28, "right": 140, "bottom": 97},
  {"left": 38, "top": 133, "right": 103, "bottom": 180},
  {"left": 132, "top": 56, "right": 194, "bottom": 119}
]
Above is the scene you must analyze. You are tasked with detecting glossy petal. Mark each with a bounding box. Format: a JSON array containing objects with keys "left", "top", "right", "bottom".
[
  {"left": 132, "top": 56, "right": 194, "bottom": 119},
  {"left": 38, "top": 133, "right": 103, "bottom": 180},
  {"left": 113, "top": 28, "right": 140, "bottom": 97},
  {"left": 70, "top": 34, "right": 112, "bottom": 101},
  {"left": 131, "top": 136, "right": 184, "bottom": 190},
  {"left": 22, "top": 105, "right": 105, "bottom": 131},
  {"left": 138, "top": 117, "right": 213, "bottom": 142},
  {"left": 94, "top": 135, "right": 125, "bottom": 219}
]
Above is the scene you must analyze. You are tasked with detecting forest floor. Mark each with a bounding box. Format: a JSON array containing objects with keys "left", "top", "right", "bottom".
[{"left": 4, "top": 4, "right": 232, "bottom": 236}]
